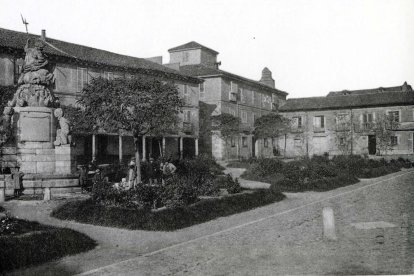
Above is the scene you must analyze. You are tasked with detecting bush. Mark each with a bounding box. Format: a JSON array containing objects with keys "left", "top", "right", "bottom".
[
  {"left": 51, "top": 190, "right": 286, "bottom": 231},
  {"left": 161, "top": 175, "right": 200, "bottom": 208},
  {"left": 244, "top": 155, "right": 409, "bottom": 193},
  {"left": 176, "top": 155, "right": 224, "bottom": 177},
  {"left": 0, "top": 218, "right": 96, "bottom": 273},
  {"left": 213, "top": 174, "right": 242, "bottom": 194}
]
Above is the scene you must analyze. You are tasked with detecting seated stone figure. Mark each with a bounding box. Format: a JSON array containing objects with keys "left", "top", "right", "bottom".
[
  {"left": 0, "top": 107, "right": 14, "bottom": 146},
  {"left": 54, "top": 108, "right": 71, "bottom": 146}
]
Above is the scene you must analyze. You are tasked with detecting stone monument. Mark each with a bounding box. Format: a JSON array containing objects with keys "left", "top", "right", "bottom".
[{"left": 0, "top": 36, "right": 79, "bottom": 197}]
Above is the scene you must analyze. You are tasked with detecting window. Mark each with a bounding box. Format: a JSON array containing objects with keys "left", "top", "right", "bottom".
[
  {"left": 103, "top": 71, "right": 114, "bottom": 80},
  {"left": 292, "top": 116, "right": 303, "bottom": 128},
  {"left": 263, "top": 138, "right": 269, "bottom": 148},
  {"left": 391, "top": 136, "right": 398, "bottom": 146},
  {"left": 252, "top": 113, "right": 257, "bottom": 124},
  {"left": 362, "top": 113, "right": 374, "bottom": 123},
  {"left": 77, "top": 67, "right": 87, "bottom": 92},
  {"left": 231, "top": 137, "right": 236, "bottom": 147},
  {"left": 241, "top": 110, "right": 248, "bottom": 123},
  {"left": 230, "top": 81, "right": 237, "bottom": 92},
  {"left": 242, "top": 137, "right": 248, "bottom": 147},
  {"left": 251, "top": 90, "right": 255, "bottom": 104},
  {"left": 294, "top": 139, "right": 302, "bottom": 148},
  {"left": 313, "top": 115, "right": 325, "bottom": 130},
  {"left": 199, "top": 82, "right": 205, "bottom": 100},
  {"left": 184, "top": 110, "right": 191, "bottom": 122},
  {"left": 388, "top": 111, "right": 400, "bottom": 122},
  {"left": 228, "top": 108, "right": 236, "bottom": 117},
  {"left": 339, "top": 137, "right": 346, "bottom": 146},
  {"left": 239, "top": 88, "right": 244, "bottom": 103},
  {"left": 183, "top": 85, "right": 189, "bottom": 103},
  {"left": 183, "top": 52, "right": 189, "bottom": 62}
]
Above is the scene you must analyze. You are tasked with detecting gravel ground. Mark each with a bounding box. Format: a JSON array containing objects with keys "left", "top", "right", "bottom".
[{"left": 3, "top": 169, "right": 414, "bottom": 275}]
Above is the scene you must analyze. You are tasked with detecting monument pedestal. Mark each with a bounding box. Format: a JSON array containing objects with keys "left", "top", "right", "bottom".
[
  {"left": 0, "top": 107, "right": 80, "bottom": 197},
  {"left": 55, "top": 145, "right": 76, "bottom": 174}
]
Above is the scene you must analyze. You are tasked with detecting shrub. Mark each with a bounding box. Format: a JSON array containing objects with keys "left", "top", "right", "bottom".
[
  {"left": 176, "top": 155, "right": 224, "bottom": 177},
  {"left": 51, "top": 190, "right": 286, "bottom": 231},
  {"left": 161, "top": 175, "right": 200, "bottom": 208},
  {"left": 213, "top": 174, "right": 242, "bottom": 194},
  {"left": 0, "top": 218, "right": 96, "bottom": 273}
]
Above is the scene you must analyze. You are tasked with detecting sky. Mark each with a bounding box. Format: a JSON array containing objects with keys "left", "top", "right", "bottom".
[{"left": 1, "top": 0, "right": 413, "bottom": 98}]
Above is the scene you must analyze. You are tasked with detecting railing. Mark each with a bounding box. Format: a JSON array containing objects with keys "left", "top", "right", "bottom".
[
  {"left": 229, "top": 92, "right": 237, "bottom": 102},
  {"left": 291, "top": 126, "right": 304, "bottom": 133},
  {"left": 239, "top": 123, "right": 252, "bottom": 133},
  {"left": 335, "top": 123, "right": 350, "bottom": 132},
  {"left": 182, "top": 122, "right": 193, "bottom": 134}
]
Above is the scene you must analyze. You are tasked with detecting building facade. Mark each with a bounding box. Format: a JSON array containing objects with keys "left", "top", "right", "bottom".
[
  {"left": 165, "top": 41, "right": 288, "bottom": 160},
  {"left": 0, "top": 28, "right": 202, "bottom": 166},
  {"left": 279, "top": 83, "right": 414, "bottom": 159}
]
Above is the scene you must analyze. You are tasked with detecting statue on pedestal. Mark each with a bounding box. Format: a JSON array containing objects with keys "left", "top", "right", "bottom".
[
  {"left": 0, "top": 107, "right": 14, "bottom": 146},
  {"left": 8, "top": 38, "right": 59, "bottom": 108},
  {"left": 54, "top": 108, "right": 71, "bottom": 146}
]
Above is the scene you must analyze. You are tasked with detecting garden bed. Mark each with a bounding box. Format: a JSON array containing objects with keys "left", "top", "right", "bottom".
[
  {"left": 0, "top": 216, "right": 96, "bottom": 273},
  {"left": 239, "top": 155, "right": 412, "bottom": 193},
  {"left": 51, "top": 189, "right": 285, "bottom": 231}
]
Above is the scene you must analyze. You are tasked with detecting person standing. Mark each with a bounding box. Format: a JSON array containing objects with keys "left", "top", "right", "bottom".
[
  {"left": 128, "top": 158, "right": 136, "bottom": 188},
  {"left": 162, "top": 158, "right": 176, "bottom": 184},
  {"left": 12, "top": 167, "right": 24, "bottom": 197},
  {"left": 146, "top": 157, "right": 157, "bottom": 185}
]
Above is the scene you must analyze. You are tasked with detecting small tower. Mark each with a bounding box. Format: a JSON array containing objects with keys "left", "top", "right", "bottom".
[{"left": 259, "top": 67, "right": 275, "bottom": 88}]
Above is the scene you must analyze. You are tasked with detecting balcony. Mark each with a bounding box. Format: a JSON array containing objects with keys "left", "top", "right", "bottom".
[
  {"left": 335, "top": 123, "right": 351, "bottom": 132},
  {"left": 182, "top": 122, "right": 193, "bottom": 134},
  {"left": 239, "top": 123, "right": 252, "bottom": 133},
  {"left": 291, "top": 126, "right": 304, "bottom": 133},
  {"left": 229, "top": 92, "right": 238, "bottom": 102}
]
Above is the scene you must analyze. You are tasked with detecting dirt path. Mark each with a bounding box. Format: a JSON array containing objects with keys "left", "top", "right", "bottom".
[{"left": 3, "top": 169, "right": 414, "bottom": 275}]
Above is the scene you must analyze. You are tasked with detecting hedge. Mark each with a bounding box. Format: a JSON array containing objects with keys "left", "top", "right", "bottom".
[
  {"left": 52, "top": 190, "right": 286, "bottom": 231},
  {"left": 0, "top": 219, "right": 96, "bottom": 273}
]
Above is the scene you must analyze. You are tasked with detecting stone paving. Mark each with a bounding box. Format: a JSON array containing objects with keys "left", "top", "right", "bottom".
[{"left": 2, "top": 168, "right": 414, "bottom": 275}]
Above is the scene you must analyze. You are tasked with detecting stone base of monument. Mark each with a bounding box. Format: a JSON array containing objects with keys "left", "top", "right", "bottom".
[{"left": 0, "top": 107, "right": 80, "bottom": 199}]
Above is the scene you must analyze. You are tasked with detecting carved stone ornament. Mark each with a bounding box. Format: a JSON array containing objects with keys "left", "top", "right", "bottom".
[
  {"left": 8, "top": 38, "right": 59, "bottom": 108},
  {"left": 0, "top": 106, "right": 14, "bottom": 146},
  {"left": 54, "top": 108, "right": 71, "bottom": 146}
]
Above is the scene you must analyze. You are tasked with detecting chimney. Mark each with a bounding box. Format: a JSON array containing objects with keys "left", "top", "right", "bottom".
[
  {"left": 259, "top": 67, "right": 275, "bottom": 88},
  {"left": 41, "top": 29, "right": 46, "bottom": 41}
]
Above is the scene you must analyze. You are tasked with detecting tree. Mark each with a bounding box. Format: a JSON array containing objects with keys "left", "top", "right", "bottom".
[
  {"left": 332, "top": 112, "right": 360, "bottom": 155},
  {"left": 77, "top": 76, "right": 184, "bottom": 185},
  {"left": 211, "top": 113, "right": 240, "bottom": 159},
  {"left": 373, "top": 113, "right": 401, "bottom": 156},
  {"left": 254, "top": 113, "right": 290, "bottom": 157}
]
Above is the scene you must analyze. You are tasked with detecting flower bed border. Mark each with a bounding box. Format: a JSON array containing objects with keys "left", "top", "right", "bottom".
[
  {"left": 0, "top": 219, "right": 96, "bottom": 273},
  {"left": 51, "top": 189, "right": 286, "bottom": 231}
]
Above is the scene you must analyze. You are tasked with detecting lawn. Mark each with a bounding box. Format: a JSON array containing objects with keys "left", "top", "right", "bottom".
[
  {"left": 0, "top": 215, "right": 96, "bottom": 273},
  {"left": 52, "top": 189, "right": 285, "bottom": 231},
  {"left": 235, "top": 155, "right": 412, "bottom": 193}
]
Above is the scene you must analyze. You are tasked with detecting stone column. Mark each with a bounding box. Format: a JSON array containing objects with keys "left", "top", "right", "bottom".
[
  {"left": 0, "top": 180, "right": 5, "bottom": 203},
  {"left": 142, "top": 136, "right": 146, "bottom": 161},
  {"left": 195, "top": 138, "right": 199, "bottom": 156},
  {"left": 92, "top": 134, "right": 96, "bottom": 160},
  {"left": 118, "top": 135, "right": 123, "bottom": 163},
  {"left": 179, "top": 137, "right": 184, "bottom": 159},
  {"left": 162, "top": 137, "right": 166, "bottom": 158}
]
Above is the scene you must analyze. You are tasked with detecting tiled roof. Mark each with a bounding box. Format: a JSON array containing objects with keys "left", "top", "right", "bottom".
[
  {"left": 168, "top": 41, "right": 219, "bottom": 55},
  {"left": 327, "top": 82, "right": 412, "bottom": 96},
  {"left": 280, "top": 90, "right": 414, "bottom": 112},
  {"left": 179, "top": 64, "right": 288, "bottom": 95},
  {"left": 0, "top": 28, "right": 201, "bottom": 83}
]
